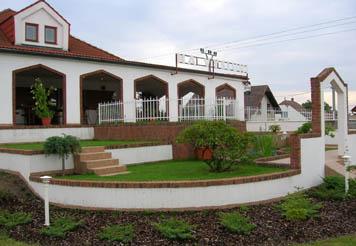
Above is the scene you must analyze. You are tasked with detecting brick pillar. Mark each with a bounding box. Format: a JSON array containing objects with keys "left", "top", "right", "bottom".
[
  {"left": 289, "top": 134, "right": 301, "bottom": 169},
  {"left": 311, "top": 78, "right": 321, "bottom": 135}
]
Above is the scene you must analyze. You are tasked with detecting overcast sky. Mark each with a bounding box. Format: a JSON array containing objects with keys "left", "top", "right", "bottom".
[{"left": 1, "top": 0, "right": 356, "bottom": 107}]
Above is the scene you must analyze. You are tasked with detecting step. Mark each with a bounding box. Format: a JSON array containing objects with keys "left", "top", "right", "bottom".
[
  {"left": 81, "top": 146, "right": 105, "bottom": 153},
  {"left": 90, "top": 165, "right": 127, "bottom": 176},
  {"left": 81, "top": 159, "right": 119, "bottom": 169},
  {"left": 77, "top": 152, "right": 112, "bottom": 161}
]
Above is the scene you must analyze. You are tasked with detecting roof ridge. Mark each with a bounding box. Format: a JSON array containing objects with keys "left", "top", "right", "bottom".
[{"left": 70, "top": 35, "right": 123, "bottom": 61}]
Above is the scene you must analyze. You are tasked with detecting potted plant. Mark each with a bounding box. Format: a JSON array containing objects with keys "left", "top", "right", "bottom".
[
  {"left": 177, "top": 121, "right": 250, "bottom": 172},
  {"left": 43, "top": 135, "right": 81, "bottom": 176},
  {"left": 30, "top": 78, "right": 56, "bottom": 126}
]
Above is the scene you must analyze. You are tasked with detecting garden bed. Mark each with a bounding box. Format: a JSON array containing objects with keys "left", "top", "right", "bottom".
[
  {"left": 1, "top": 172, "right": 355, "bottom": 246},
  {"left": 60, "top": 160, "right": 288, "bottom": 182}
]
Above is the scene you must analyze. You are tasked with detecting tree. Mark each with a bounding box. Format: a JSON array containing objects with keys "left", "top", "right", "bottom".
[
  {"left": 43, "top": 135, "right": 81, "bottom": 175},
  {"left": 302, "top": 100, "right": 332, "bottom": 112}
]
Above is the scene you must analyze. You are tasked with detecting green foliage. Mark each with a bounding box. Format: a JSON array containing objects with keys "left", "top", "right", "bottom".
[
  {"left": 302, "top": 100, "right": 332, "bottom": 112},
  {"left": 0, "top": 211, "right": 32, "bottom": 229},
  {"left": 40, "top": 217, "right": 83, "bottom": 238},
  {"left": 0, "top": 191, "right": 13, "bottom": 203},
  {"left": 309, "top": 176, "right": 356, "bottom": 201},
  {"left": 278, "top": 193, "right": 322, "bottom": 221},
  {"left": 325, "top": 123, "right": 336, "bottom": 138},
  {"left": 177, "top": 121, "right": 250, "bottom": 172},
  {"left": 99, "top": 224, "right": 134, "bottom": 243},
  {"left": 43, "top": 135, "right": 80, "bottom": 175},
  {"left": 250, "top": 134, "right": 277, "bottom": 158},
  {"left": 153, "top": 218, "right": 195, "bottom": 240},
  {"left": 297, "top": 122, "right": 312, "bottom": 134},
  {"left": 239, "top": 205, "right": 250, "bottom": 212},
  {"left": 219, "top": 212, "right": 256, "bottom": 234},
  {"left": 269, "top": 124, "right": 281, "bottom": 133},
  {"left": 30, "top": 78, "right": 56, "bottom": 119}
]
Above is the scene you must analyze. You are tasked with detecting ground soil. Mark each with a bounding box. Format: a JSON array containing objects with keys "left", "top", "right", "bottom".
[{"left": 0, "top": 172, "right": 355, "bottom": 246}]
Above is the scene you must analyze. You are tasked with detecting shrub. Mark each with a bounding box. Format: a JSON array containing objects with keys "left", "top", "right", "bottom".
[
  {"left": 177, "top": 121, "right": 250, "bottom": 172},
  {"left": 309, "top": 176, "right": 356, "bottom": 201},
  {"left": 153, "top": 218, "right": 195, "bottom": 240},
  {"left": 269, "top": 124, "right": 281, "bottom": 133},
  {"left": 0, "top": 211, "right": 32, "bottom": 229},
  {"left": 30, "top": 78, "right": 56, "bottom": 119},
  {"left": 40, "top": 217, "right": 83, "bottom": 238},
  {"left": 296, "top": 122, "right": 312, "bottom": 134},
  {"left": 278, "top": 193, "right": 322, "bottom": 221},
  {"left": 44, "top": 135, "right": 80, "bottom": 175},
  {"left": 219, "top": 212, "right": 255, "bottom": 234},
  {"left": 99, "top": 224, "right": 134, "bottom": 243},
  {"left": 251, "top": 134, "right": 276, "bottom": 158}
]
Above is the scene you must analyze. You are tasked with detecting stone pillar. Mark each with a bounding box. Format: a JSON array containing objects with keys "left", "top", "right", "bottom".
[{"left": 311, "top": 78, "right": 322, "bottom": 136}]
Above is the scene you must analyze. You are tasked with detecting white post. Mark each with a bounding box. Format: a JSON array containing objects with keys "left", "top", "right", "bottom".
[
  {"left": 342, "top": 155, "right": 351, "bottom": 194},
  {"left": 40, "top": 176, "right": 52, "bottom": 226}
]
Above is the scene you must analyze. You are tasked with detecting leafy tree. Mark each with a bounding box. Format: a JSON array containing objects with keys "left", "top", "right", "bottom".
[
  {"left": 43, "top": 135, "right": 81, "bottom": 175},
  {"left": 302, "top": 100, "right": 332, "bottom": 112}
]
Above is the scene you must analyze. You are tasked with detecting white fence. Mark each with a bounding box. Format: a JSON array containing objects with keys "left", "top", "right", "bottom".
[
  {"left": 98, "top": 98, "right": 239, "bottom": 124},
  {"left": 245, "top": 107, "right": 337, "bottom": 122}
]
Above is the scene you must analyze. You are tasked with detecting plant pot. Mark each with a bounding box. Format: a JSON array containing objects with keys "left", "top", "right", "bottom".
[
  {"left": 41, "top": 117, "right": 52, "bottom": 126},
  {"left": 195, "top": 147, "right": 213, "bottom": 160}
]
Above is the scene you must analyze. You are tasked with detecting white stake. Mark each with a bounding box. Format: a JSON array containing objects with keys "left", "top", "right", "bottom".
[{"left": 40, "top": 176, "right": 52, "bottom": 226}]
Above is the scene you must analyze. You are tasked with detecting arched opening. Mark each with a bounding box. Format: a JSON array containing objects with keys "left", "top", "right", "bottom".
[
  {"left": 134, "top": 75, "right": 169, "bottom": 120},
  {"left": 177, "top": 79, "right": 205, "bottom": 120},
  {"left": 13, "top": 64, "right": 66, "bottom": 125},
  {"left": 216, "top": 83, "right": 236, "bottom": 99},
  {"left": 80, "top": 70, "right": 123, "bottom": 124}
]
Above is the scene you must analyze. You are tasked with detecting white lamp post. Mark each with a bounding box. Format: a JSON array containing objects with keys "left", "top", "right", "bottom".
[{"left": 40, "top": 175, "right": 52, "bottom": 226}]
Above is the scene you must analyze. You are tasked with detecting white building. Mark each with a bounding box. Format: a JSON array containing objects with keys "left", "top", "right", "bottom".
[{"left": 0, "top": 0, "right": 249, "bottom": 127}]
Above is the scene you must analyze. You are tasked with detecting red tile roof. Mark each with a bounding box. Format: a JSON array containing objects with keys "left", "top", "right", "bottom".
[{"left": 0, "top": 7, "right": 123, "bottom": 62}]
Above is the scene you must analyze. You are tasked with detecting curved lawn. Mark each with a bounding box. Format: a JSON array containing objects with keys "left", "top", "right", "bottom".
[{"left": 62, "top": 160, "right": 287, "bottom": 181}]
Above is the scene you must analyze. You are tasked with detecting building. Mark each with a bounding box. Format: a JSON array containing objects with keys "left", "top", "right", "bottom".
[
  {"left": 279, "top": 98, "right": 310, "bottom": 121},
  {"left": 0, "top": 0, "right": 249, "bottom": 127}
]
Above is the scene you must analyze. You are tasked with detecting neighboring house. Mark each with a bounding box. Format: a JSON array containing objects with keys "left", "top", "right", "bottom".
[
  {"left": 352, "top": 106, "right": 356, "bottom": 115},
  {"left": 279, "top": 98, "right": 310, "bottom": 121},
  {"left": 244, "top": 85, "right": 280, "bottom": 121},
  {"left": 0, "top": 0, "right": 249, "bottom": 126}
]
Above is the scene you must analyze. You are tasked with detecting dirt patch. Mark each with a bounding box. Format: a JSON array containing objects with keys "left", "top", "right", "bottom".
[{"left": 0, "top": 172, "right": 355, "bottom": 245}]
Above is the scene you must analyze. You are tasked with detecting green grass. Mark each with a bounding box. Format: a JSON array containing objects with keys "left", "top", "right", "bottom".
[
  {"left": 0, "top": 232, "right": 37, "bottom": 246},
  {"left": 219, "top": 212, "right": 256, "bottom": 234},
  {"left": 298, "top": 234, "right": 356, "bottom": 245},
  {"left": 153, "top": 218, "right": 195, "bottom": 240},
  {"left": 40, "top": 217, "right": 83, "bottom": 238},
  {"left": 61, "top": 160, "right": 287, "bottom": 182},
  {"left": 0, "top": 211, "right": 32, "bottom": 229},
  {"left": 0, "top": 140, "right": 155, "bottom": 151},
  {"left": 99, "top": 224, "right": 134, "bottom": 243}
]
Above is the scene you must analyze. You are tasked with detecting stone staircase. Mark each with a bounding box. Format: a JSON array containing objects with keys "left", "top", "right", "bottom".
[{"left": 75, "top": 146, "right": 127, "bottom": 176}]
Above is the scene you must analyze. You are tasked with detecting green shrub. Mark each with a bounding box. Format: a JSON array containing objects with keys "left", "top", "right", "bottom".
[
  {"left": 251, "top": 135, "right": 276, "bottom": 158},
  {"left": 297, "top": 122, "right": 312, "bottom": 134},
  {"left": 30, "top": 78, "right": 56, "bottom": 119},
  {"left": 177, "top": 121, "right": 250, "bottom": 172},
  {"left": 269, "top": 124, "right": 281, "bottom": 133},
  {"left": 99, "top": 224, "right": 134, "bottom": 243},
  {"left": 219, "top": 212, "right": 255, "bottom": 234},
  {"left": 0, "top": 211, "right": 32, "bottom": 229},
  {"left": 40, "top": 217, "right": 83, "bottom": 238},
  {"left": 239, "top": 205, "right": 250, "bottom": 212},
  {"left": 309, "top": 176, "right": 356, "bottom": 201},
  {"left": 153, "top": 218, "right": 195, "bottom": 240},
  {"left": 44, "top": 135, "right": 80, "bottom": 175},
  {"left": 278, "top": 193, "right": 322, "bottom": 221}
]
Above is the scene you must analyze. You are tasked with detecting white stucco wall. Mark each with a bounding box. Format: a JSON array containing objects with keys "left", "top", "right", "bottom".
[
  {"left": 0, "top": 136, "right": 325, "bottom": 209},
  {"left": 347, "top": 134, "right": 356, "bottom": 165},
  {"left": 0, "top": 127, "right": 94, "bottom": 144},
  {"left": 0, "top": 53, "right": 246, "bottom": 125}
]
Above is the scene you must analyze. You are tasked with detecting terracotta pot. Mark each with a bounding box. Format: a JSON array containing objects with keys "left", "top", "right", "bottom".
[
  {"left": 195, "top": 147, "right": 213, "bottom": 160},
  {"left": 41, "top": 117, "right": 52, "bottom": 126}
]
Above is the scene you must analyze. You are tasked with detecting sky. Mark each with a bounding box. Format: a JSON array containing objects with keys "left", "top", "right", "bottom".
[{"left": 1, "top": 0, "right": 356, "bottom": 108}]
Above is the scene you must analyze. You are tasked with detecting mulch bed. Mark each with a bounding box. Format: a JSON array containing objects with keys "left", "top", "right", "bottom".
[{"left": 1, "top": 172, "right": 355, "bottom": 246}]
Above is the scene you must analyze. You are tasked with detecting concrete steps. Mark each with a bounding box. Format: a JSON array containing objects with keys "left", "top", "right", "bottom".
[{"left": 75, "top": 147, "right": 126, "bottom": 176}]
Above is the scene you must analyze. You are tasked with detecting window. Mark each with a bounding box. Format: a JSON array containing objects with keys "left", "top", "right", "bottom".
[
  {"left": 45, "top": 26, "right": 57, "bottom": 44},
  {"left": 25, "top": 23, "right": 38, "bottom": 42}
]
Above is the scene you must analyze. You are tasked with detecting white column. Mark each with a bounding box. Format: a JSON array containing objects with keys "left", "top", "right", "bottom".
[
  {"left": 337, "top": 91, "right": 348, "bottom": 156},
  {"left": 65, "top": 73, "right": 81, "bottom": 124},
  {"left": 168, "top": 81, "right": 178, "bottom": 122},
  {"left": 123, "top": 78, "right": 136, "bottom": 122},
  {"left": 0, "top": 70, "right": 13, "bottom": 125}
]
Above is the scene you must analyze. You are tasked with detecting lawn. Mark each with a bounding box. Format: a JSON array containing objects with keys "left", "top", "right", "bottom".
[
  {"left": 298, "top": 234, "right": 356, "bottom": 246},
  {"left": 0, "top": 140, "right": 155, "bottom": 151},
  {"left": 0, "top": 232, "right": 36, "bottom": 246},
  {"left": 61, "top": 160, "right": 287, "bottom": 181}
]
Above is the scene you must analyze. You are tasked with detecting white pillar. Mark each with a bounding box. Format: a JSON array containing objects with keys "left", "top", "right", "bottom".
[
  {"left": 65, "top": 73, "right": 81, "bottom": 125},
  {"left": 40, "top": 176, "right": 52, "bottom": 226},
  {"left": 0, "top": 71, "right": 13, "bottom": 125},
  {"left": 168, "top": 82, "right": 178, "bottom": 122},
  {"left": 123, "top": 79, "right": 136, "bottom": 122},
  {"left": 337, "top": 92, "right": 348, "bottom": 156}
]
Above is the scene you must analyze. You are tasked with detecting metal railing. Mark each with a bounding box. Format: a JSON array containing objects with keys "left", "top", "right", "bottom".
[
  {"left": 245, "top": 106, "right": 337, "bottom": 122},
  {"left": 98, "top": 97, "right": 239, "bottom": 124}
]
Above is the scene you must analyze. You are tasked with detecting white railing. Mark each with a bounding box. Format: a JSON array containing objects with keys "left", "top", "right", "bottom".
[
  {"left": 98, "top": 98, "right": 239, "bottom": 124},
  {"left": 245, "top": 106, "right": 337, "bottom": 122}
]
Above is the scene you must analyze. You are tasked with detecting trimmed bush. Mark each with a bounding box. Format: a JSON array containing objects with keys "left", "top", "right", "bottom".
[
  {"left": 153, "top": 218, "right": 195, "bottom": 240},
  {"left": 278, "top": 193, "right": 322, "bottom": 221},
  {"left": 99, "top": 224, "right": 134, "bottom": 243},
  {"left": 269, "top": 124, "right": 281, "bottom": 133},
  {"left": 219, "top": 212, "right": 255, "bottom": 234},
  {"left": 309, "top": 176, "right": 356, "bottom": 201},
  {"left": 40, "top": 217, "right": 83, "bottom": 238},
  {"left": 0, "top": 211, "right": 32, "bottom": 229}
]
